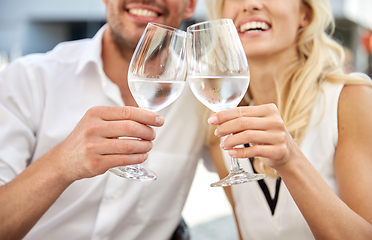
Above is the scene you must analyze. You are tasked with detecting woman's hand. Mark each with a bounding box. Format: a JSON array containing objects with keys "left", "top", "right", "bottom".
[{"left": 208, "top": 103, "right": 301, "bottom": 170}]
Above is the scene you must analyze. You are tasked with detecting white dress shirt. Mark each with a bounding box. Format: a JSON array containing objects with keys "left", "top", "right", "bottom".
[
  {"left": 223, "top": 82, "right": 345, "bottom": 239},
  {"left": 0, "top": 26, "right": 208, "bottom": 240}
]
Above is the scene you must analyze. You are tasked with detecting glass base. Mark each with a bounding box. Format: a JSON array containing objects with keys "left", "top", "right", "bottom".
[
  {"left": 210, "top": 171, "right": 266, "bottom": 187},
  {"left": 109, "top": 165, "right": 157, "bottom": 182}
]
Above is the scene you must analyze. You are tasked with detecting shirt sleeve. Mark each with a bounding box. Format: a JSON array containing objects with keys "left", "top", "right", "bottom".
[{"left": 0, "top": 59, "right": 43, "bottom": 183}]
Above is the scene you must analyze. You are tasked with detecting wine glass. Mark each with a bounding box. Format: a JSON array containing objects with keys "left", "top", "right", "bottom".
[
  {"left": 187, "top": 19, "right": 266, "bottom": 187},
  {"left": 109, "top": 23, "right": 188, "bottom": 182}
]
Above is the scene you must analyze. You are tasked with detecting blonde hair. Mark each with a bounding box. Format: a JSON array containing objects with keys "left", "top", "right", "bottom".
[{"left": 207, "top": 0, "right": 372, "bottom": 177}]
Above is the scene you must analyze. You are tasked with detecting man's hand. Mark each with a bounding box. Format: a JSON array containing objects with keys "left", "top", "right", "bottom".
[{"left": 51, "top": 106, "right": 164, "bottom": 181}]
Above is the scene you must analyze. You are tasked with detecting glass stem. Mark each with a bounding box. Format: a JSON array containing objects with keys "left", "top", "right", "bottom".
[
  {"left": 230, "top": 157, "right": 243, "bottom": 173},
  {"left": 225, "top": 134, "right": 244, "bottom": 173}
]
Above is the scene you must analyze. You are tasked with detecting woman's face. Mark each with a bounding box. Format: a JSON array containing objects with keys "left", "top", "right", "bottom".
[{"left": 222, "top": 0, "right": 310, "bottom": 61}]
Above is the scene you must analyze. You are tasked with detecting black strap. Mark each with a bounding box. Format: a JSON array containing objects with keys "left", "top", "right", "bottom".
[
  {"left": 170, "top": 217, "right": 190, "bottom": 240},
  {"left": 244, "top": 144, "right": 281, "bottom": 215}
]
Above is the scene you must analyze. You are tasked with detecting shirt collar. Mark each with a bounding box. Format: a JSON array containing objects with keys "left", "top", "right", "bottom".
[{"left": 75, "top": 24, "right": 107, "bottom": 75}]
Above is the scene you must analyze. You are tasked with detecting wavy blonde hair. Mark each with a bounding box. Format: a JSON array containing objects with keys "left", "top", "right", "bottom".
[{"left": 207, "top": 0, "right": 372, "bottom": 177}]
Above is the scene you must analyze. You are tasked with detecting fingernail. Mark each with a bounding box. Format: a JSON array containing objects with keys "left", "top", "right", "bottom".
[
  {"left": 214, "top": 128, "right": 219, "bottom": 136},
  {"left": 208, "top": 116, "right": 218, "bottom": 124},
  {"left": 220, "top": 141, "right": 225, "bottom": 149},
  {"left": 155, "top": 116, "right": 164, "bottom": 125},
  {"left": 229, "top": 150, "right": 237, "bottom": 157}
]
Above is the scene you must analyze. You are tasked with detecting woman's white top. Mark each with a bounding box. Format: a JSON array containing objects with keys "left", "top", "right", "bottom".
[{"left": 222, "top": 82, "right": 344, "bottom": 239}]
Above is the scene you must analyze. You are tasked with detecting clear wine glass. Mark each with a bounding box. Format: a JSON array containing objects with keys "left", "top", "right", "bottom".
[
  {"left": 109, "top": 23, "right": 188, "bottom": 182},
  {"left": 187, "top": 19, "right": 266, "bottom": 187}
]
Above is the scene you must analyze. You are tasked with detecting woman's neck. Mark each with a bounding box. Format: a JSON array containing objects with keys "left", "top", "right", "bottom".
[
  {"left": 248, "top": 61, "right": 279, "bottom": 106},
  {"left": 247, "top": 50, "right": 298, "bottom": 106}
]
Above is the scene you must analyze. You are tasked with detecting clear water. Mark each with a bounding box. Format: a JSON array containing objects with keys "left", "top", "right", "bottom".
[
  {"left": 188, "top": 76, "right": 249, "bottom": 112},
  {"left": 129, "top": 78, "right": 185, "bottom": 112}
]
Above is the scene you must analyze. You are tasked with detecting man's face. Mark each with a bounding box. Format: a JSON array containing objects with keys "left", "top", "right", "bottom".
[{"left": 104, "top": 0, "right": 196, "bottom": 50}]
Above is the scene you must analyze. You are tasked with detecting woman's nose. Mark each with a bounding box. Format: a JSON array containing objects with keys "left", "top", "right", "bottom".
[{"left": 242, "top": 0, "right": 263, "bottom": 13}]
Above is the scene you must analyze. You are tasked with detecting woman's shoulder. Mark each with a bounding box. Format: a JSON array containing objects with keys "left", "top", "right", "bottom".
[
  {"left": 322, "top": 72, "right": 372, "bottom": 100},
  {"left": 339, "top": 83, "right": 372, "bottom": 111},
  {"left": 338, "top": 74, "right": 372, "bottom": 135},
  {"left": 339, "top": 72, "right": 372, "bottom": 104},
  {"left": 307, "top": 73, "right": 372, "bottom": 138}
]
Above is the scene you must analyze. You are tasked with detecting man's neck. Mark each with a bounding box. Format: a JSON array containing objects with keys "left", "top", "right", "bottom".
[{"left": 101, "top": 28, "right": 138, "bottom": 107}]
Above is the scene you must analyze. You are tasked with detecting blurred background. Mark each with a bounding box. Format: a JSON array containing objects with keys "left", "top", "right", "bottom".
[{"left": 0, "top": 0, "right": 371, "bottom": 239}]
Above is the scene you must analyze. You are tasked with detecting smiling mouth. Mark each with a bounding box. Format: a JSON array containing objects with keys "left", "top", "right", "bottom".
[
  {"left": 240, "top": 21, "right": 270, "bottom": 33},
  {"left": 128, "top": 8, "right": 160, "bottom": 17}
]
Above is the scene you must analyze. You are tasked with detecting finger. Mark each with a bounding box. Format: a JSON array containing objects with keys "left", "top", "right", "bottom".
[
  {"left": 208, "top": 104, "right": 278, "bottom": 125},
  {"left": 99, "top": 138, "right": 153, "bottom": 155},
  {"left": 102, "top": 120, "right": 157, "bottom": 140},
  {"left": 87, "top": 106, "right": 164, "bottom": 127},
  {"left": 102, "top": 153, "right": 149, "bottom": 168},
  {"left": 220, "top": 130, "right": 285, "bottom": 149},
  {"left": 227, "top": 144, "right": 286, "bottom": 161},
  {"left": 215, "top": 117, "right": 270, "bottom": 137}
]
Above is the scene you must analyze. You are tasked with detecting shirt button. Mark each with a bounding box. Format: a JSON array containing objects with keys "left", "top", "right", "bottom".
[{"left": 105, "top": 192, "right": 118, "bottom": 202}]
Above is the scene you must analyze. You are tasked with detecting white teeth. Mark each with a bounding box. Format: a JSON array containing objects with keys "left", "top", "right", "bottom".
[
  {"left": 240, "top": 21, "right": 269, "bottom": 33},
  {"left": 251, "top": 21, "right": 257, "bottom": 29},
  {"left": 129, "top": 8, "right": 158, "bottom": 17}
]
